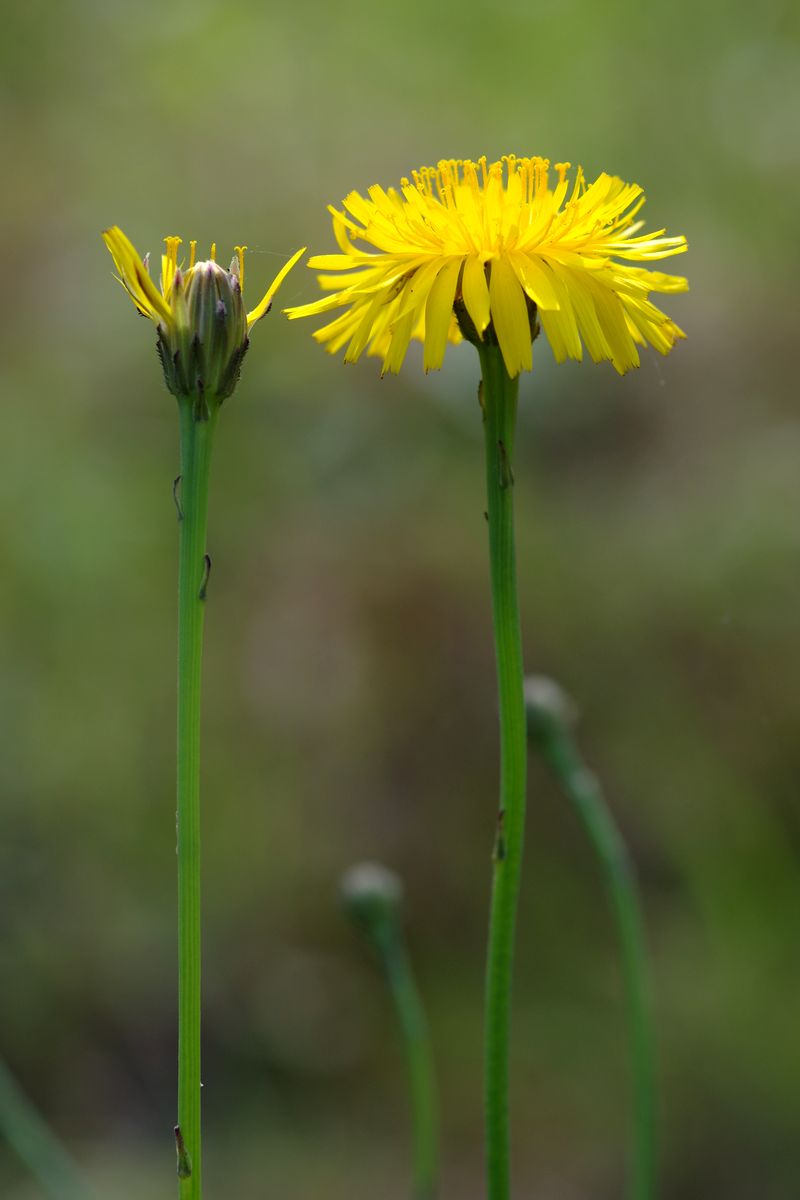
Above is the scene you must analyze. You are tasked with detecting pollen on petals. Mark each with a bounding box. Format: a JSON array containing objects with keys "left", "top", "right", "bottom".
[{"left": 286, "top": 156, "right": 688, "bottom": 377}]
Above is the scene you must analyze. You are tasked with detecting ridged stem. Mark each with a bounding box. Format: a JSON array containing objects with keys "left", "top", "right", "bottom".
[
  {"left": 478, "top": 343, "right": 526, "bottom": 1200},
  {"left": 176, "top": 399, "right": 218, "bottom": 1200}
]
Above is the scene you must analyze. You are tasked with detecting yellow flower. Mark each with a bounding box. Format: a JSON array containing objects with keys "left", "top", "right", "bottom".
[
  {"left": 103, "top": 227, "right": 305, "bottom": 399},
  {"left": 286, "top": 156, "right": 688, "bottom": 378}
]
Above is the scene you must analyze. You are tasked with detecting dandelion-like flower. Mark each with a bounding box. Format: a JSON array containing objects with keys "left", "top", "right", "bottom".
[
  {"left": 103, "top": 227, "right": 305, "bottom": 400},
  {"left": 286, "top": 155, "right": 687, "bottom": 377}
]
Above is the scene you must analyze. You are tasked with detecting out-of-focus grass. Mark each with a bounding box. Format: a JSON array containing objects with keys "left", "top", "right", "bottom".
[{"left": 1, "top": 0, "right": 799, "bottom": 1196}]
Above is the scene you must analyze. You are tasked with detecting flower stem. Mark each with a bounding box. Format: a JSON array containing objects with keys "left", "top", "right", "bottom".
[
  {"left": 478, "top": 343, "right": 526, "bottom": 1200},
  {"left": 529, "top": 708, "right": 656, "bottom": 1200},
  {"left": 176, "top": 398, "right": 218, "bottom": 1200},
  {"left": 381, "top": 937, "right": 439, "bottom": 1200}
]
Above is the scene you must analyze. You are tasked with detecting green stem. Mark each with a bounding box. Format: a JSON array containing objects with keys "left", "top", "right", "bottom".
[
  {"left": 478, "top": 343, "right": 526, "bottom": 1200},
  {"left": 176, "top": 399, "right": 218, "bottom": 1200},
  {"left": 0, "top": 1058, "right": 93, "bottom": 1200},
  {"left": 381, "top": 938, "right": 439, "bottom": 1200},
  {"left": 535, "top": 724, "right": 656, "bottom": 1200}
]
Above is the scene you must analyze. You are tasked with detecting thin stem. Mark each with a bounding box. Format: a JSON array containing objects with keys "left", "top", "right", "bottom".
[
  {"left": 381, "top": 938, "right": 439, "bottom": 1200},
  {"left": 176, "top": 399, "right": 218, "bottom": 1200},
  {"left": 0, "top": 1058, "right": 93, "bottom": 1200},
  {"left": 534, "top": 723, "right": 656, "bottom": 1200},
  {"left": 478, "top": 343, "right": 526, "bottom": 1200}
]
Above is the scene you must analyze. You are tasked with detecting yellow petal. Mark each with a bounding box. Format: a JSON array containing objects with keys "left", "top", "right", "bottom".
[
  {"left": 307, "top": 254, "right": 373, "bottom": 271},
  {"left": 381, "top": 308, "right": 416, "bottom": 375},
  {"left": 461, "top": 256, "right": 491, "bottom": 334},
  {"left": 247, "top": 247, "right": 307, "bottom": 327},
  {"left": 423, "top": 258, "right": 462, "bottom": 371},
  {"left": 508, "top": 252, "right": 560, "bottom": 311},
  {"left": 286, "top": 290, "right": 359, "bottom": 320},
  {"left": 103, "top": 226, "right": 172, "bottom": 324},
  {"left": 342, "top": 190, "right": 373, "bottom": 226},
  {"left": 344, "top": 291, "right": 392, "bottom": 363},
  {"left": 313, "top": 308, "right": 363, "bottom": 355},
  {"left": 584, "top": 278, "right": 639, "bottom": 374},
  {"left": 559, "top": 273, "right": 610, "bottom": 364},
  {"left": 394, "top": 259, "right": 449, "bottom": 322},
  {"left": 488, "top": 257, "right": 532, "bottom": 376},
  {"left": 542, "top": 270, "right": 582, "bottom": 361}
]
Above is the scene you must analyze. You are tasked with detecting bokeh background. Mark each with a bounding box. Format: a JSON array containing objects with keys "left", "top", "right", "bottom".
[{"left": 2, "top": 0, "right": 799, "bottom": 1196}]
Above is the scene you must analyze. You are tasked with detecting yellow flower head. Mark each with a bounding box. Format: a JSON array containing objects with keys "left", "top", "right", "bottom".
[
  {"left": 286, "top": 156, "right": 688, "bottom": 378},
  {"left": 103, "top": 227, "right": 305, "bottom": 400}
]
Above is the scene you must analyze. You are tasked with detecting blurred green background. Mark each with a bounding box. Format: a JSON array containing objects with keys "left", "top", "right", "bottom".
[{"left": 2, "top": 0, "right": 799, "bottom": 1196}]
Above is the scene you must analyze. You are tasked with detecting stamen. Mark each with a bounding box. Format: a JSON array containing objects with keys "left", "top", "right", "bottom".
[
  {"left": 162, "top": 236, "right": 182, "bottom": 298},
  {"left": 210, "top": 243, "right": 216, "bottom": 262},
  {"left": 570, "top": 166, "right": 586, "bottom": 202},
  {"left": 189, "top": 240, "right": 197, "bottom": 269},
  {"left": 164, "top": 236, "right": 182, "bottom": 268},
  {"left": 234, "top": 245, "right": 247, "bottom": 290},
  {"left": 464, "top": 160, "right": 481, "bottom": 197},
  {"left": 437, "top": 162, "right": 455, "bottom": 207},
  {"left": 415, "top": 167, "right": 432, "bottom": 200}
]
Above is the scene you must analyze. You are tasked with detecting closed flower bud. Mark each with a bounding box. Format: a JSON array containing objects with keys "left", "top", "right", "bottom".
[
  {"left": 340, "top": 862, "right": 404, "bottom": 950},
  {"left": 103, "top": 228, "right": 305, "bottom": 409},
  {"left": 524, "top": 674, "right": 578, "bottom": 744},
  {"left": 160, "top": 259, "right": 250, "bottom": 405}
]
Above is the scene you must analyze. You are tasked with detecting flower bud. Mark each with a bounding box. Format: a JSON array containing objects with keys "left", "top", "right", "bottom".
[
  {"left": 157, "top": 260, "right": 249, "bottom": 405},
  {"left": 524, "top": 674, "right": 578, "bottom": 745},
  {"left": 102, "top": 228, "right": 306, "bottom": 409},
  {"left": 340, "top": 862, "right": 404, "bottom": 949}
]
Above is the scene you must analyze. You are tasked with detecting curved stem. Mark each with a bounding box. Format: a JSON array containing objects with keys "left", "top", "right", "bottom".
[
  {"left": 176, "top": 399, "right": 218, "bottom": 1200},
  {"left": 535, "top": 726, "right": 656, "bottom": 1200},
  {"left": 382, "top": 938, "right": 439, "bottom": 1200},
  {"left": 478, "top": 343, "right": 526, "bottom": 1200}
]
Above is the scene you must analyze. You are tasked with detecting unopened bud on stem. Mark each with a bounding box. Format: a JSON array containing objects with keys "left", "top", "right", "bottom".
[
  {"left": 102, "top": 226, "right": 305, "bottom": 409},
  {"left": 158, "top": 259, "right": 250, "bottom": 405},
  {"left": 524, "top": 674, "right": 578, "bottom": 745},
  {"left": 340, "top": 862, "right": 404, "bottom": 951}
]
